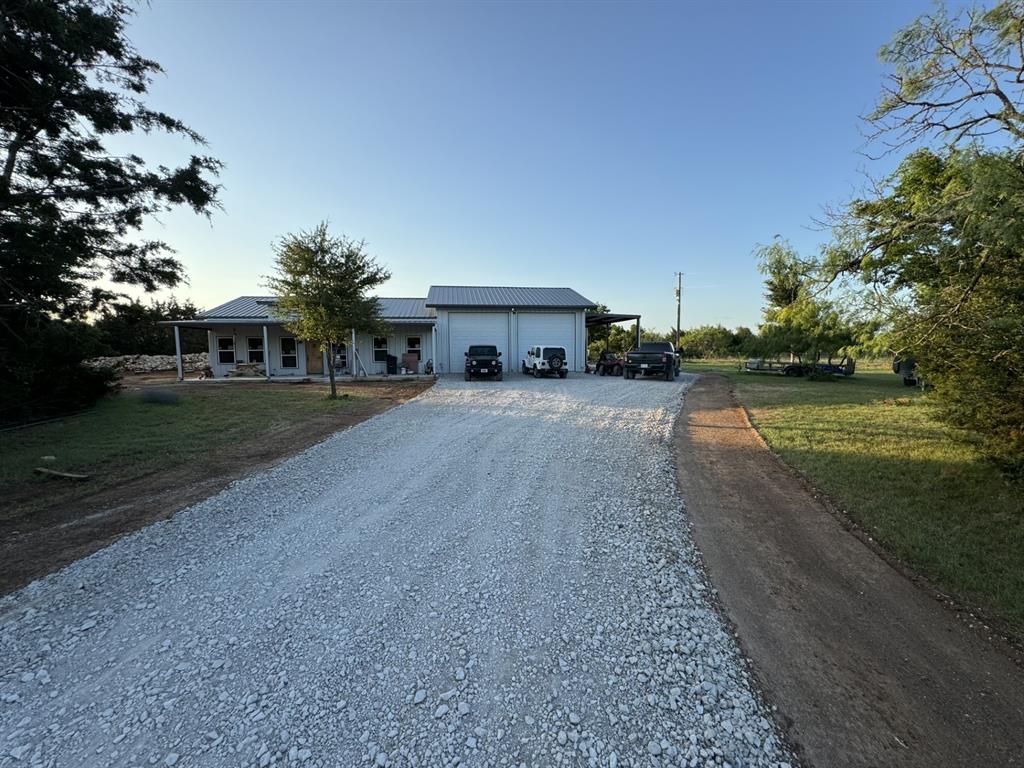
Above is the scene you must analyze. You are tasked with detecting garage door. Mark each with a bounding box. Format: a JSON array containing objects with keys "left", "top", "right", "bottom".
[
  {"left": 447, "top": 312, "right": 510, "bottom": 373},
  {"left": 517, "top": 312, "right": 577, "bottom": 371}
]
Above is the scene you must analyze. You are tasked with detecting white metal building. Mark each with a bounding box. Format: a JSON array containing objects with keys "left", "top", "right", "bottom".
[
  {"left": 164, "top": 286, "right": 595, "bottom": 379},
  {"left": 427, "top": 286, "right": 595, "bottom": 374}
]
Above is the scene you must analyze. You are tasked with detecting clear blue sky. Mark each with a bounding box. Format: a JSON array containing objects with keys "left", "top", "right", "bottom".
[{"left": 121, "top": 0, "right": 940, "bottom": 332}]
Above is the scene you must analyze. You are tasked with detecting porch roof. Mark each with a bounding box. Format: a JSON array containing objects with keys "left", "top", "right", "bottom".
[{"left": 161, "top": 295, "right": 436, "bottom": 329}]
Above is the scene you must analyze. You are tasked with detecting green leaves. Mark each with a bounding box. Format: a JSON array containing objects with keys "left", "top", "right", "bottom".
[
  {"left": 1, "top": 0, "right": 221, "bottom": 420},
  {"left": 266, "top": 222, "right": 391, "bottom": 347},
  {"left": 266, "top": 222, "right": 391, "bottom": 395},
  {"left": 869, "top": 2, "right": 1024, "bottom": 147}
]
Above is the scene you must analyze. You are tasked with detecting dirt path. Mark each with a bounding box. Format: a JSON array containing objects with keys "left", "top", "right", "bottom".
[
  {"left": 0, "top": 380, "right": 431, "bottom": 597},
  {"left": 673, "top": 374, "right": 1024, "bottom": 767}
]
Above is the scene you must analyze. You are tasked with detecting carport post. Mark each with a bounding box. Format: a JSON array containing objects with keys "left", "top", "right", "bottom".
[
  {"left": 351, "top": 328, "right": 358, "bottom": 379},
  {"left": 262, "top": 324, "right": 271, "bottom": 380},
  {"left": 174, "top": 325, "right": 183, "bottom": 382},
  {"left": 635, "top": 319, "right": 641, "bottom": 348}
]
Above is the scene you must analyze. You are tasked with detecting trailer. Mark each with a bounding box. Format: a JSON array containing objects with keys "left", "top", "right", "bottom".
[
  {"left": 744, "top": 359, "right": 807, "bottom": 377},
  {"left": 744, "top": 358, "right": 856, "bottom": 378}
]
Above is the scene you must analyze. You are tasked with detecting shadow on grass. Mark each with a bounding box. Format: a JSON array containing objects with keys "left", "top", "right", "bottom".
[{"left": 761, "top": 438, "right": 1024, "bottom": 633}]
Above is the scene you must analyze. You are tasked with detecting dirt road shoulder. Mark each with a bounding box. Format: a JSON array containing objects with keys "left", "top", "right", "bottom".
[{"left": 673, "top": 374, "right": 1024, "bottom": 768}]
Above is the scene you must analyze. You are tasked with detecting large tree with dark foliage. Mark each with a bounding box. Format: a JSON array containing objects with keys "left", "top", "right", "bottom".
[
  {"left": 823, "top": 2, "right": 1024, "bottom": 477},
  {"left": 0, "top": 0, "right": 220, "bottom": 422}
]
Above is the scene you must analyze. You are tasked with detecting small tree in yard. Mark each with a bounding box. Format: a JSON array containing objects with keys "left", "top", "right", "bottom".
[{"left": 266, "top": 223, "right": 390, "bottom": 398}]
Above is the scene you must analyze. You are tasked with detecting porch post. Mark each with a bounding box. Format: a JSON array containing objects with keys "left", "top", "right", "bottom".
[
  {"left": 431, "top": 325, "right": 437, "bottom": 375},
  {"left": 174, "top": 325, "right": 184, "bottom": 382},
  {"left": 351, "top": 328, "right": 357, "bottom": 379},
  {"left": 262, "top": 324, "right": 271, "bottom": 381}
]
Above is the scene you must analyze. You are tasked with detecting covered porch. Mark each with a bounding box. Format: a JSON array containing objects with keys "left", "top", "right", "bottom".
[{"left": 161, "top": 320, "right": 437, "bottom": 382}]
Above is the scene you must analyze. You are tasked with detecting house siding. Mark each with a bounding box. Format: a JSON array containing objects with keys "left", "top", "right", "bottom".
[
  {"left": 347, "top": 325, "right": 434, "bottom": 375},
  {"left": 204, "top": 324, "right": 434, "bottom": 378},
  {"left": 206, "top": 324, "right": 315, "bottom": 378}
]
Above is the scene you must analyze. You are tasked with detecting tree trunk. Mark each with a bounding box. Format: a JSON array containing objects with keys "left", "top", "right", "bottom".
[{"left": 327, "top": 341, "right": 337, "bottom": 398}]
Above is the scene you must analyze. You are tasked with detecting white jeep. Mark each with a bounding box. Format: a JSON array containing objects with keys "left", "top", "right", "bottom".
[{"left": 522, "top": 345, "right": 568, "bottom": 379}]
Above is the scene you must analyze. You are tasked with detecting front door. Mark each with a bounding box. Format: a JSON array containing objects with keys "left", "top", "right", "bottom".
[{"left": 306, "top": 342, "right": 324, "bottom": 374}]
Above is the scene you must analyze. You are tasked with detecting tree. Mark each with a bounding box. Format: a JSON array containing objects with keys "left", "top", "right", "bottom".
[
  {"left": 868, "top": 2, "right": 1024, "bottom": 151},
  {"left": 730, "top": 326, "right": 757, "bottom": 357},
  {"left": 0, "top": 0, "right": 220, "bottom": 421},
  {"left": 94, "top": 297, "right": 206, "bottom": 355},
  {"left": 266, "top": 223, "right": 390, "bottom": 398},
  {"left": 827, "top": 148, "right": 1024, "bottom": 475},
  {"left": 821, "top": 2, "right": 1024, "bottom": 476},
  {"left": 755, "top": 240, "right": 863, "bottom": 366},
  {"left": 585, "top": 302, "right": 612, "bottom": 349},
  {"left": 679, "top": 325, "right": 734, "bottom": 358}
]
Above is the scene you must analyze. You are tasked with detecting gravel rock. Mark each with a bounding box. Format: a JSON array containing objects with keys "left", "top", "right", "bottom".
[{"left": 0, "top": 375, "right": 795, "bottom": 767}]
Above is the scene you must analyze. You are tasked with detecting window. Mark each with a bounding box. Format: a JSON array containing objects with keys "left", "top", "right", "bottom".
[
  {"left": 333, "top": 342, "right": 347, "bottom": 371},
  {"left": 280, "top": 337, "right": 298, "bottom": 368},
  {"left": 247, "top": 337, "right": 264, "bottom": 364},
  {"left": 406, "top": 336, "right": 422, "bottom": 361},
  {"left": 217, "top": 336, "right": 235, "bottom": 365},
  {"left": 373, "top": 336, "right": 388, "bottom": 363}
]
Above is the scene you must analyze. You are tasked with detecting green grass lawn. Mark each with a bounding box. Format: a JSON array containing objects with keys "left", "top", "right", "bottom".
[
  {"left": 683, "top": 359, "right": 1024, "bottom": 634},
  {"left": 0, "top": 383, "right": 370, "bottom": 521}
]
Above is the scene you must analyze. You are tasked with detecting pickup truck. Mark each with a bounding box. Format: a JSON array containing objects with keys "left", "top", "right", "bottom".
[{"left": 624, "top": 342, "right": 678, "bottom": 381}]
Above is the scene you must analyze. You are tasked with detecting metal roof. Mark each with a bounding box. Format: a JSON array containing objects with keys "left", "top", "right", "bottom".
[
  {"left": 198, "top": 296, "right": 278, "bottom": 319},
  {"left": 195, "top": 296, "right": 434, "bottom": 322},
  {"left": 377, "top": 298, "right": 435, "bottom": 319},
  {"left": 585, "top": 312, "right": 641, "bottom": 326},
  {"left": 425, "top": 286, "right": 596, "bottom": 309}
]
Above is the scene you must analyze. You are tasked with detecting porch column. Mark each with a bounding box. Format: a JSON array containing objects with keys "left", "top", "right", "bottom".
[
  {"left": 262, "top": 324, "right": 271, "bottom": 381},
  {"left": 174, "top": 325, "right": 184, "bottom": 382},
  {"left": 431, "top": 325, "right": 438, "bottom": 375}
]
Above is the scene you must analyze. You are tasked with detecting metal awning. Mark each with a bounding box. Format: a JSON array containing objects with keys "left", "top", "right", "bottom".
[
  {"left": 585, "top": 312, "right": 642, "bottom": 347},
  {"left": 585, "top": 313, "right": 641, "bottom": 327}
]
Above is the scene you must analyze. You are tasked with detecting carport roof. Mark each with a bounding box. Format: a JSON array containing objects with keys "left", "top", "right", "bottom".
[
  {"left": 426, "top": 285, "right": 596, "bottom": 309},
  {"left": 585, "top": 312, "right": 641, "bottom": 326}
]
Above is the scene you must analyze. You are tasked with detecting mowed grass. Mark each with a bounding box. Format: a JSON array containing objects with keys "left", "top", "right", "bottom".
[
  {"left": 0, "top": 383, "right": 368, "bottom": 521},
  {"left": 683, "top": 360, "right": 1024, "bottom": 634}
]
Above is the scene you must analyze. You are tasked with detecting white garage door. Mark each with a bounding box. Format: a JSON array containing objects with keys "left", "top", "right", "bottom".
[
  {"left": 447, "top": 312, "right": 510, "bottom": 373},
  {"left": 517, "top": 312, "right": 577, "bottom": 370}
]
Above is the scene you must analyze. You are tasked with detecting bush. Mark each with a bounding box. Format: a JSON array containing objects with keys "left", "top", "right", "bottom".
[
  {"left": 0, "top": 315, "right": 117, "bottom": 425},
  {"left": 911, "top": 293, "right": 1024, "bottom": 481}
]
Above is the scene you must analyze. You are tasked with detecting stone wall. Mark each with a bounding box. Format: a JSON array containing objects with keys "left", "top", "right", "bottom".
[{"left": 84, "top": 353, "right": 210, "bottom": 374}]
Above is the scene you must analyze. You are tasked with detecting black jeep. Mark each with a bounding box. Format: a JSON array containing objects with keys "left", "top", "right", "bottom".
[{"left": 464, "top": 345, "right": 503, "bottom": 381}]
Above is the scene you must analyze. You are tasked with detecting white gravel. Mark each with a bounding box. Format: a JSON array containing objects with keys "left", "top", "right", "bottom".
[{"left": 0, "top": 374, "right": 796, "bottom": 768}]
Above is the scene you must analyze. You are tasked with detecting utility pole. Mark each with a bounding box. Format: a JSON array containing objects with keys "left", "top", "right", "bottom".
[{"left": 674, "top": 272, "right": 683, "bottom": 350}]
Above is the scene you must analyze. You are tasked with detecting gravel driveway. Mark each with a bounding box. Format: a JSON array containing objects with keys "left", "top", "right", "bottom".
[{"left": 1, "top": 375, "right": 794, "bottom": 768}]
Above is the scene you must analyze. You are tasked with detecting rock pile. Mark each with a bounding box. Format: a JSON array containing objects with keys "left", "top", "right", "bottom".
[{"left": 84, "top": 353, "right": 209, "bottom": 374}]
